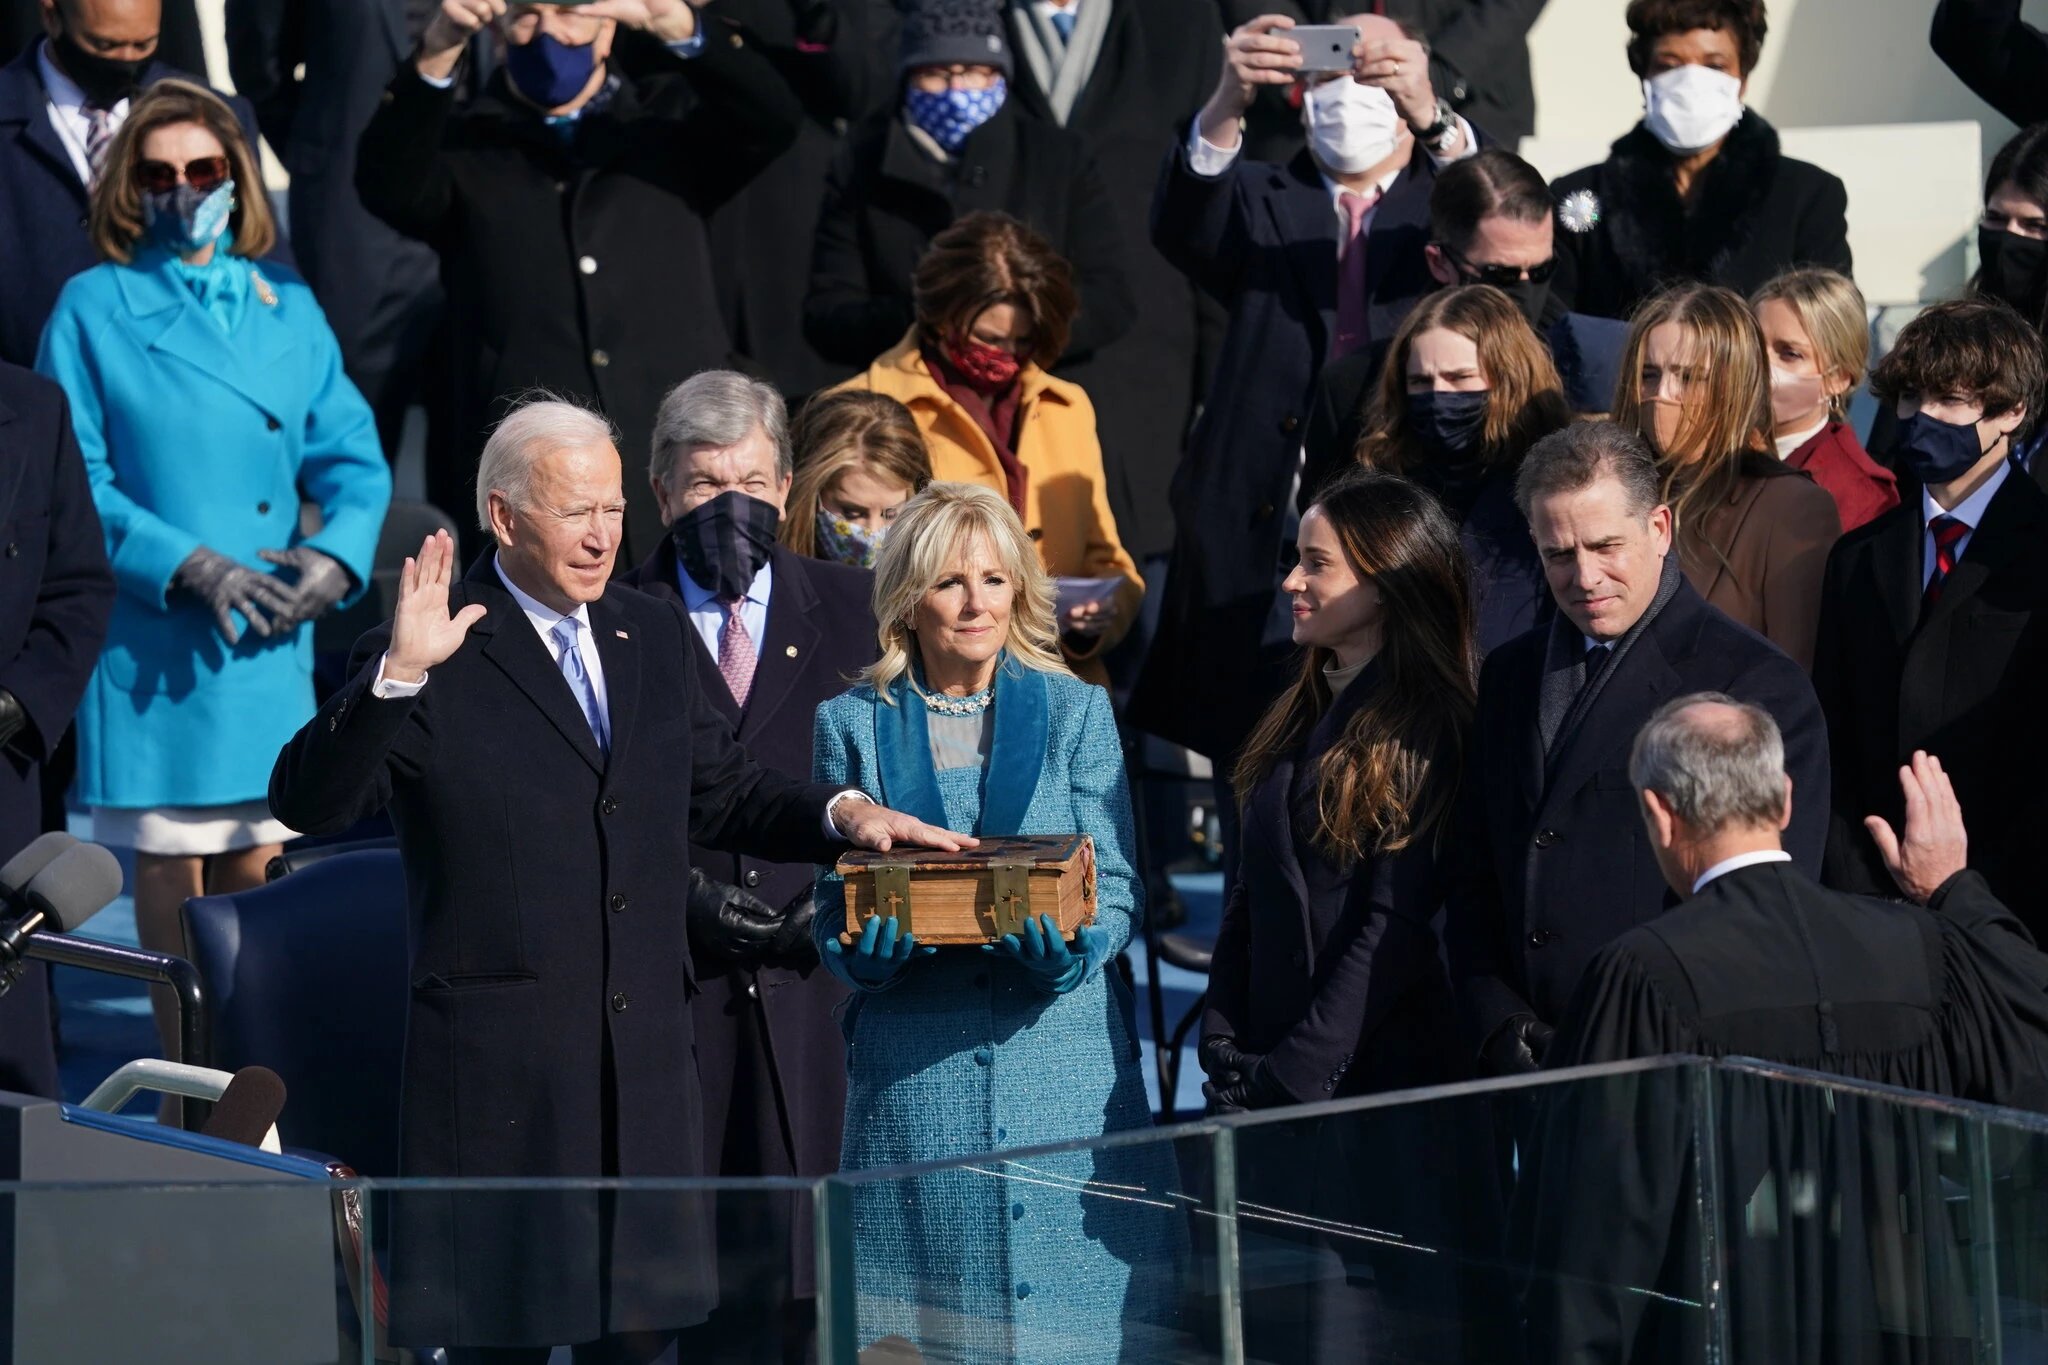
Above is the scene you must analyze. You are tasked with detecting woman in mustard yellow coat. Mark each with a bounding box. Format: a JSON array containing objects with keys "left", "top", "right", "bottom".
[{"left": 832, "top": 212, "right": 1142, "bottom": 685}]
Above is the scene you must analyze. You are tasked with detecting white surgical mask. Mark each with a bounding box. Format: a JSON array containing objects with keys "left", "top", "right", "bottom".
[
  {"left": 1641, "top": 64, "right": 1744, "bottom": 154},
  {"left": 1303, "top": 77, "right": 1401, "bottom": 176}
]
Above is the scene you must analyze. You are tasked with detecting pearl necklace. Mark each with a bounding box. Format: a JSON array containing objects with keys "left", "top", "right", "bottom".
[{"left": 921, "top": 683, "right": 995, "bottom": 716}]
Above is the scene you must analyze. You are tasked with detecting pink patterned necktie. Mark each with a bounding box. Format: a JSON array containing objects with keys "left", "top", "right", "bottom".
[
  {"left": 1332, "top": 186, "right": 1380, "bottom": 359},
  {"left": 83, "top": 103, "right": 114, "bottom": 187},
  {"left": 718, "top": 597, "right": 755, "bottom": 707}
]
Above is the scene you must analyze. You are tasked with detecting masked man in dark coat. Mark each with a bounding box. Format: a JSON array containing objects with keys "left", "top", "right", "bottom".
[
  {"left": 269, "top": 397, "right": 962, "bottom": 1362},
  {"left": 1133, "top": 9, "right": 1479, "bottom": 766},
  {"left": 620, "top": 371, "right": 877, "bottom": 1362},
  {"left": 354, "top": 0, "right": 802, "bottom": 562}
]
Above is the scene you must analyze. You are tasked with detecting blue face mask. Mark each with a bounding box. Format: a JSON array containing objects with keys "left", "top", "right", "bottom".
[
  {"left": 904, "top": 78, "right": 1007, "bottom": 154},
  {"left": 142, "top": 180, "right": 235, "bottom": 254},
  {"left": 815, "top": 506, "right": 888, "bottom": 568},
  {"left": 507, "top": 31, "right": 599, "bottom": 109},
  {"left": 1893, "top": 409, "right": 1993, "bottom": 485}
]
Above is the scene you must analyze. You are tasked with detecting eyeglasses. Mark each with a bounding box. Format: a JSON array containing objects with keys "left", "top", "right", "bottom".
[
  {"left": 133, "top": 156, "right": 232, "bottom": 194},
  {"left": 907, "top": 64, "right": 1001, "bottom": 93},
  {"left": 1441, "top": 244, "right": 1557, "bottom": 288}
]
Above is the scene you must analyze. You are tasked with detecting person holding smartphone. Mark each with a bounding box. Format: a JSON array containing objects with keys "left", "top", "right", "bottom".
[{"left": 1135, "top": 8, "right": 1477, "bottom": 776}]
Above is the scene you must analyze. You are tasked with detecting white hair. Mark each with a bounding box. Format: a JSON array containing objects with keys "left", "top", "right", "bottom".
[
  {"left": 648, "top": 370, "right": 791, "bottom": 487},
  {"left": 476, "top": 397, "right": 617, "bottom": 531}
]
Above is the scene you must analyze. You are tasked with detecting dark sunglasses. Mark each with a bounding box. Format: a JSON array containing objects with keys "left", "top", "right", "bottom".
[
  {"left": 1442, "top": 244, "right": 1557, "bottom": 287},
  {"left": 133, "top": 156, "right": 232, "bottom": 194}
]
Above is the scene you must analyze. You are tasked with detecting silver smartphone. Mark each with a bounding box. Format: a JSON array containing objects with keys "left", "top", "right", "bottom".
[{"left": 1291, "top": 25, "right": 1361, "bottom": 74}]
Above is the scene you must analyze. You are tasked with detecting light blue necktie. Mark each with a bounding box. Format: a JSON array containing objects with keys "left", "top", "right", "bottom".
[
  {"left": 1049, "top": 6, "right": 1076, "bottom": 42},
  {"left": 552, "top": 617, "right": 610, "bottom": 753}
]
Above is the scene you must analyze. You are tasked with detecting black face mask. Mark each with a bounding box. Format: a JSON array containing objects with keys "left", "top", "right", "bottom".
[
  {"left": 1978, "top": 226, "right": 2048, "bottom": 319},
  {"left": 1892, "top": 409, "right": 1992, "bottom": 486},
  {"left": 671, "top": 491, "right": 781, "bottom": 601},
  {"left": 1490, "top": 277, "right": 1553, "bottom": 330},
  {"left": 1409, "top": 388, "right": 1492, "bottom": 460},
  {"left": 51, "top": 27, "right": 144, "bottom": 108}
]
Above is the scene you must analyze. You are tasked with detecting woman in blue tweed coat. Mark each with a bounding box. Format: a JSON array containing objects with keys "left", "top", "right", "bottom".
[{"left": 812, "top": 482, "right": 1184, "bottom": 1363}]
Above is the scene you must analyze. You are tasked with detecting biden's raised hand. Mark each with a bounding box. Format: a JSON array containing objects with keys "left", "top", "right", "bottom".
[{"left": 385, "top": 530, "right": 487, "bottom": 684}]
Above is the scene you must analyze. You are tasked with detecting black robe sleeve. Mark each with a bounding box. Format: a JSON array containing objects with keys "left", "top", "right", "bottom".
[
  {"left": 1931, "top": 870, "right": 2048, "bottom": 1111},
  {"left": 1545, "top": 936, "right": 1696, "bottom": 1069}
]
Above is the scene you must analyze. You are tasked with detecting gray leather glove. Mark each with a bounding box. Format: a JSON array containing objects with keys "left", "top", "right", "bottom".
[
  {"left": 173, "top": 546, "right": 298, "bottom": 645},
  {"left": 258, "top": 546, "right": 352, "bottom": 629}
]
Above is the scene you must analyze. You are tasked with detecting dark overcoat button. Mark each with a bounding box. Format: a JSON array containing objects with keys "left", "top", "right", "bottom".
[
  {"left": 611, "top": 992, "right": 629, "bottom": 1012},
  {"left": 266, "top": 416, "right": 281, "bottom": 431},
  {"left": 256, "top": 502, "right": 271, "bottom": 515},
  {"left": 610, "top": 892, "right": 627, "bottom": 912},
  {"left": 1532, "top": 829, "right": 1559, "bottom": 848},
  {"left": 602, "top": 795, "right": 620, "bottom": 815},
  {"left": 744, "top": 869, "right": 761, "bottom": 887}
]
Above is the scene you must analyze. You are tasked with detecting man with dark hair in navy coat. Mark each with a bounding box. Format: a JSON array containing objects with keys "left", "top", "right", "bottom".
[
  {"left": 0, "top": 362, "right": 113, "bottom": 1098},
  {"left": 0, "top": 0, "right": 284, "bottom": 370},
  {"left": 1133, "top": 9, "right": 1480, "bottom": 767},
  {"left": 1444, "top": 421, "right": 1829, "bottom": 1078}
]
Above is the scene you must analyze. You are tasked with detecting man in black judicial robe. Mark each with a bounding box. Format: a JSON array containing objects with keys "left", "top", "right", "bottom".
[{"left": 1522, "top": 701, "right": 2048, "bottom": 1363}]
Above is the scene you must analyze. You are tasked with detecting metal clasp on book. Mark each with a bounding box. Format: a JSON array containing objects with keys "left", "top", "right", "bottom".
[
  {"left": 990, "top": 862, "right": 1032, "bottom": 939},
  {"left": 872, "top": 863, "right": 913, "bottom": 936}
]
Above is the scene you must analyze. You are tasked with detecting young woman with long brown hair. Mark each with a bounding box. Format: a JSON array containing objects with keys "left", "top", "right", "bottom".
[
  {"left": 1611, "top": 282, "right": 1841, "bottom": 668},
  {"left": 1200, "top": 468, "right": 1495, "bottom": 1357},
  {"left": 1350, "top": 283, "right": 1571, "bottom": 653}
]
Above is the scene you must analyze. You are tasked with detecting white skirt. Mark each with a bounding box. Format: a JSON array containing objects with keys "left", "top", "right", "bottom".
[{"left": 89, "top": 802, "right": 298, "bottom": 857}]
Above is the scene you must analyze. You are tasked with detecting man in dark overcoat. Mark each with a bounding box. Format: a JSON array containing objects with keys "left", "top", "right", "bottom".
[
  {"left": 353, "top": 0, "right": 802, "bottom": 562},
  {"left": 0, "top": 0, "right": 280, "bottom": 369},
  {"left": 1443, "top": 421, "right": 1829, "bottom": 1077},
  {"left": 619, "top": 370, "right": 876, "bottom": 1362},
  {"left": 0, "top": 362, "right": 112, "bottom": 1097},
  {"left": 223, "top": 0, "right": 482, "bottom": 467},
  {"left": 1132, "top": 9, "right": 1478, "bottom": 765},
  {"left": 268, "top": 397, "right": 959, "bottom": 1361},
  {"left": 999, "top": 0, "right": 1223, "bottom": 570},
  {"left": 1815, "top": 297, "right": 2048, "bottom": 938}
]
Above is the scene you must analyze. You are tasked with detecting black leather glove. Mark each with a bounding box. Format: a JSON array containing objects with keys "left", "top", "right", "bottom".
[
  {"left": 0, "top": 689, "right": 26, "bottom": 752},
  {"left": 1200, "top": 1035, "right": 1275, "bottom": 1114},
  {"left": 1481, "top": 1014, "right": 1556, "bottom": 1075},
  {"left": 685, "top": 868, "right": 785, "bottom": 964},
  {"left": 769, "top": 887, "right": 817, "bottom": 963}
]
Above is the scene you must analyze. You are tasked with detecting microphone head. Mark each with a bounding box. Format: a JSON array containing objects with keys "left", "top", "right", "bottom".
[
  {"left": 21, "top": 842, "right": 123, "bottom": 933},
  {"left": 198, "top": 1066, "right": 287, "bottom": 1149},
  {"left": 0, "top": 832, "right": 77, "bottom": 897}
]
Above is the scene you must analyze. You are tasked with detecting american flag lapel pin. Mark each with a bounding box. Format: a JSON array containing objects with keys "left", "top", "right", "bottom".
[{"left": 615, "top": 630, "right": 629, "bottom": 639}]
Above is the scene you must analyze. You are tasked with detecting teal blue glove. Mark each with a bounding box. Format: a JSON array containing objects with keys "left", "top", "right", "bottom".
[
  {"left": 823, "top": 913, "right": 931, "bottom": 991},
  {"left": 983, "top": 913, "right": 1108, "bottom": 995}
]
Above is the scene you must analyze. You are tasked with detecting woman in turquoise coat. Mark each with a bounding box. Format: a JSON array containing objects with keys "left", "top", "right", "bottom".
[
  {"left": 35, "top": 81, "right": 388, "bottom": 1068},
  {"left": 812, "top": 481, "right": 1185, "bottom": 1363}
]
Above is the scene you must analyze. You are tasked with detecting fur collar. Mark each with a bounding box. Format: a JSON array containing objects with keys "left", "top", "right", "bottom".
[{"left": 1596, "top": 111, "right": 1784, "bottom": 292}]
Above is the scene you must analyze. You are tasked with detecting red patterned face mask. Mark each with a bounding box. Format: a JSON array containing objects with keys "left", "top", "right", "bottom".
[{"left": 944, "top": 335, "right": 1022, "bottom": 390}]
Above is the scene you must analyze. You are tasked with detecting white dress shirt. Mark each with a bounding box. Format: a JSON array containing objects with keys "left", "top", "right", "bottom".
[
  {"left": 677, "top": 559, "right": 772, "bottom": 666},
  {"left": 37, "top": 40, "right": 127, "bottom": 185},
  {"left": 1691, "top": 849, "right": 1793, "bottom": 896},
  {"left": 1920, "top": 457, "right": 2009, "bottom": 590}
]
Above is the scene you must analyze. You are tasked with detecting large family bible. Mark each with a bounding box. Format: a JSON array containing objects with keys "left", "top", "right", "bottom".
[{"left": 835, "top": 834, "right": 1098, "bottom": 946}]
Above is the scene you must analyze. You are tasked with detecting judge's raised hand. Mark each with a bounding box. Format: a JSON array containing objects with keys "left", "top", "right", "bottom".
[
  {"left": 1865, "top": 750, "right": 1969, "bottom": 905},
  {"left": 384, "top": 530, "right": 487, "bottom": 684},
  {"left": 832, "top": 796, "right": 978, "bottom": 854}
]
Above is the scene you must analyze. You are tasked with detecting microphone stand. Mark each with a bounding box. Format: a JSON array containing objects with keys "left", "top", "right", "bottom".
[{"left": 24, "top": 934, "right": 211, "bottom": 1131}]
